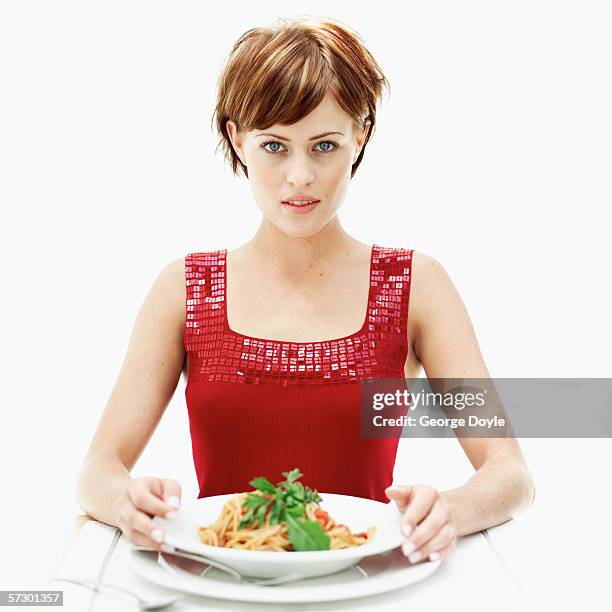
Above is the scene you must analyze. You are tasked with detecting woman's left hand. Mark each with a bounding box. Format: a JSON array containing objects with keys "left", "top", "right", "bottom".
[{"left": 385, "top": 484, "right": 458, "bottom": 564}]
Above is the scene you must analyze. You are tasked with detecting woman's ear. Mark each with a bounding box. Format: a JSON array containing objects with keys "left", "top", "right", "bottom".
[
  {"left": 226, "top": 120, "right": 246, "bottom": 166},
  {"left": 353, "top": 119, "right": 371, "bottom": 163}
]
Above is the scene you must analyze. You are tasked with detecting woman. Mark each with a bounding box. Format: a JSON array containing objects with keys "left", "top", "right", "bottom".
[{"left": 76, "top": 16, "right": 534, "bottom": 565}]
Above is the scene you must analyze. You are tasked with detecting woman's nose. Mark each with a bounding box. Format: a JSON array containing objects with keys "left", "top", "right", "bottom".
[{"left": 285, "top": 154, "right": 315, "bottom": 186}]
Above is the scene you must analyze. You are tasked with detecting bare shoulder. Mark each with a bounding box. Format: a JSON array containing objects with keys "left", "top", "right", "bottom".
[
  {"left": 142, "top": 256, "right": 186, "bottom": 333},
  {"left": 409, "top": 249, "right": 490, "bottom": 378},
  {"left": 410, "top": 250, "right": 453, "bottom": 300},
  {"left": 409, "top": 250, "right": 462, "bottom": 332},
  {"left": 160, "top": 255, "right": 187, "bottom": 296},
  {"left": 150, "top": 256, "right": 186, "bottom": 301}
]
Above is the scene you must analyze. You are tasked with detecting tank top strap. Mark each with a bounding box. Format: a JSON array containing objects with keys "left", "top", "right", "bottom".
[
  {"left": 184, "top": 246, "right": 413, "bottom": 369},
  {"left": 370, "top": 244, "right": 414, "bottom": 343},
  {"left": 184, "top": 250, "right": 226, "bottom": 350}
]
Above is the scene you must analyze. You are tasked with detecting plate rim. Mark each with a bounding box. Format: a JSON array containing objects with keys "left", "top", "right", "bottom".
[
  {"left": 154, "top": 492, "right": 405, "bottom": 563},
  {"left": 129, "top": 546, "right": 442, "bottom": 604}
]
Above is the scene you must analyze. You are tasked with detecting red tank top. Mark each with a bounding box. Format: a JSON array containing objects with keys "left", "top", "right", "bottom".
[{"left": 183, "top": 244, "right": 413, "bottom": 503}]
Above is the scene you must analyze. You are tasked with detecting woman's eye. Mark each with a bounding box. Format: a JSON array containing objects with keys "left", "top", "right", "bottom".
[
  {"left": 260, "top": 140, "right": 338, "bottom": 154},
  {"left": 315, "top": 140, "right": 337, "bottom": 153},
  {"left": 262, "top": 141, "right": 285, "bottom": 154}
]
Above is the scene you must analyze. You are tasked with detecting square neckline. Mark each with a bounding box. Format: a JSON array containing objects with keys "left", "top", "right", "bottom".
[{"left": 221, "top": 244, "right": 377, "bottom": 345}]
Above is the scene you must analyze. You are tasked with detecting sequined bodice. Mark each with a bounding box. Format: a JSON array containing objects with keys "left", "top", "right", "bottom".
[
  {"left": 184, "top": 244, "right": 413, "bottom": 386},
  {"left": 182, "top": 243, "right": 414, "bottom": 502}
]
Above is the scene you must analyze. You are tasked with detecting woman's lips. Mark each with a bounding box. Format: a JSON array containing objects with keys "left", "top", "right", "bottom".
[{"left": 281, "top": 200, "right": 320, "bottom": 215}]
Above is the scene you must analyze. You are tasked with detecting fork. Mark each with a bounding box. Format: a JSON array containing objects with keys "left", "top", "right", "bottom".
[
  {"left": 133, "top": 545, "right": 303, "bottom": 586},
  {"left": 54, "top": 576, "right": 182, "bottom": 610},
  {"left": 133, "top": 545, "right": 369, "bottom": 586}
]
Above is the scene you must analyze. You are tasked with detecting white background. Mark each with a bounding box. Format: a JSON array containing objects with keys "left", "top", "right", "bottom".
[{"left": 1, "top": 1, "right": 610, "bottom": 609}]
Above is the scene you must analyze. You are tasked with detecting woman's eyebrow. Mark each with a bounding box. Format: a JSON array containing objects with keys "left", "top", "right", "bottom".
[{"left": 255, "top": 131, "right": 345, "bottom": 141}]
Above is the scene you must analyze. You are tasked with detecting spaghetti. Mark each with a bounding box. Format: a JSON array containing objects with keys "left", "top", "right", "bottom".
[{"left": 197, "top": 470, "right": 377, "bottom": 551}]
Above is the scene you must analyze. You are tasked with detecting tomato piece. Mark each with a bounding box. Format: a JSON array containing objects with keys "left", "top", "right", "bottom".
[{"left": 314, "top": 508, "right": 330, "bottom": 527}]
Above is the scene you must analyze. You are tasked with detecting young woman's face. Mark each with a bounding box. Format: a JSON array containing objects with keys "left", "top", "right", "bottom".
[{"left": 226, "top": 93, "right": 370, "bottom": 238}]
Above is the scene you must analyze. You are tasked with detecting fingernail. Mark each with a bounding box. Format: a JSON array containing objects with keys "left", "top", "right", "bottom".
[
  {"left": 151, "top": 529, "right": 164, "bottom": 543},
  {"left": 409, "top": 550, "right": 422, "bottom": 564},
  {"left": 166, "top": 496, "right": 180, "bottom": 509},
  {"left": 429, "top": 552, "right": 440, "bottom": 561},
  {"left": 386, "top": 486, "right": 401, "bottom": 494},
  {"left": 165, "top": 511, "right": 177, "bottom": 520},
  {"left": 402, "top": 541, "right": 416, "bottom": 556},
  {"left": 402, "top": 523, "right": 413, "bottom": 537}
]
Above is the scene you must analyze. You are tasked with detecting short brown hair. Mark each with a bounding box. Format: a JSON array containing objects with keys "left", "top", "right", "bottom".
[{"left": 213, "top": 16, "right": 390, "bottom": 179}]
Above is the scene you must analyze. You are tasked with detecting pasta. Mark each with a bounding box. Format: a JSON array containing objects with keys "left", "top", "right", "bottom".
[{"left": 197, "top": 469, "right": 377, "bottom": 552}]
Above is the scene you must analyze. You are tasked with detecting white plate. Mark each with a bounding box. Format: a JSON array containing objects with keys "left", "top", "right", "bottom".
[
  {"left": 129, "top": 545, "right": 441, "bottom": 604},
  {"left": 153, "top": 493, "right": 404, "bottom": 579}
]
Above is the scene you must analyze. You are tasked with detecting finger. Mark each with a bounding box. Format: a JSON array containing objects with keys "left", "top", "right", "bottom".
[
  {"left": 402, "top": 523, "right": 456, "bottom": 563},
  {"left": 384, "top": 485, "right": 413, "bottom": 512},
  {"left": 400, "top": 486, "right": 437, "bottom": 536},
  {"left": 128, "top": 484, "right": 176, "bottom": 518},
  {"left": 160, "top": 479, "right": 182, "bottom": 509},
  {"left": 148, "top": 478, "right": 165, "bottom": 499},
  {"left": 402, "top": 498, "right": 448, "bottom": 554},
  {"left": 126, "top": 527, "right": 164, "bottom": 550},
  {"left": 417, "top": 523, "right": 456, "bottom": 561},
  {"left": 120, "top": 507, "right": 166, "bottom": 548},
  {"left": 131, "top": 507, "right": 165, "bottom": 540},
  {"left": 424, "top": 532, "right": 457, "bottom": 562}
]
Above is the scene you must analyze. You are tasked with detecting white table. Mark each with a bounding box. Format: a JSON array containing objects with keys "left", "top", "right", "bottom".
[{"left": 45, "top": 516, "right": 531, "bottom": 611}]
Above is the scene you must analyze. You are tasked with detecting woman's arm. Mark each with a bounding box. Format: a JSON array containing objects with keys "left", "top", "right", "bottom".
[
  {"left": 76, "top": 257, "right": 186, "bottom": 528},
  {"left": 388, "top": 252, "right": 535, "bottom": 562},
  {"left": 439, "top": 449, "right": 535, "bottom": 537},
  {"left": 411, "top": 252, "right": 535, "bottom": 531}
]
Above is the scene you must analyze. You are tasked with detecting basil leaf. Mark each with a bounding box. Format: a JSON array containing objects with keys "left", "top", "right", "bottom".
[
  {"left": 243, "top": 493, "right": 267, "bottom": 509},
  {"left": 279, "top": 506, "right": 287, "bottom": 524},
  {"left": 304, "top": 487, "right": 322, "bottom": 505},
  {"left": 270, "top": 491, "right": 283, "bottom": 524},
  {"left": 286, "top": 514, "right": 331, "bottom": 551},
  {"left": 249, "top": 476, "right": 276, "bottom": 494},
  {"left": 279, "top": 468, "right": 303, "bottom": 487},
  {"left": 239, "top": 469, "right": 319, "bottom": 532},
  {"left": 287, "top": 482, "right": 305, "bottom": 501},
  {"left": 256, "top": 500, "right": 270, "bottom": 526},
  {"left": 286, "top": 502, "right": 304, "bottom": 517}
]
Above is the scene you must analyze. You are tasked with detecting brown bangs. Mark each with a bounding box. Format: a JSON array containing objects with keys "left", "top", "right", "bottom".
[{"left": 214, "top": 17, "right": 390, "bottom": 178}]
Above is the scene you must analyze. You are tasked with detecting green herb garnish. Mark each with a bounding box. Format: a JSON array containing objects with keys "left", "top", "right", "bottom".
[
  {"left": 238, "top": 468, "right": 329, "bottom": 551},
  {"left": 286, "top": 513, "right": 331, "bottom": 551},
  {"left": 238, "top": 492, "right": 272, "bottom": 529}
]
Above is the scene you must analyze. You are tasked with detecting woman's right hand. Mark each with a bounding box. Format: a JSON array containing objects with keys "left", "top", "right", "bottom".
[{"left": 115, "top": 477, "right": 182, "bottom": 549}]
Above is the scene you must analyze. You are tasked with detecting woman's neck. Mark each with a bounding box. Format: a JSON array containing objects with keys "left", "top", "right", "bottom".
[{"left": 239, "top": 217, "right": 367, "bottom": 279}]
